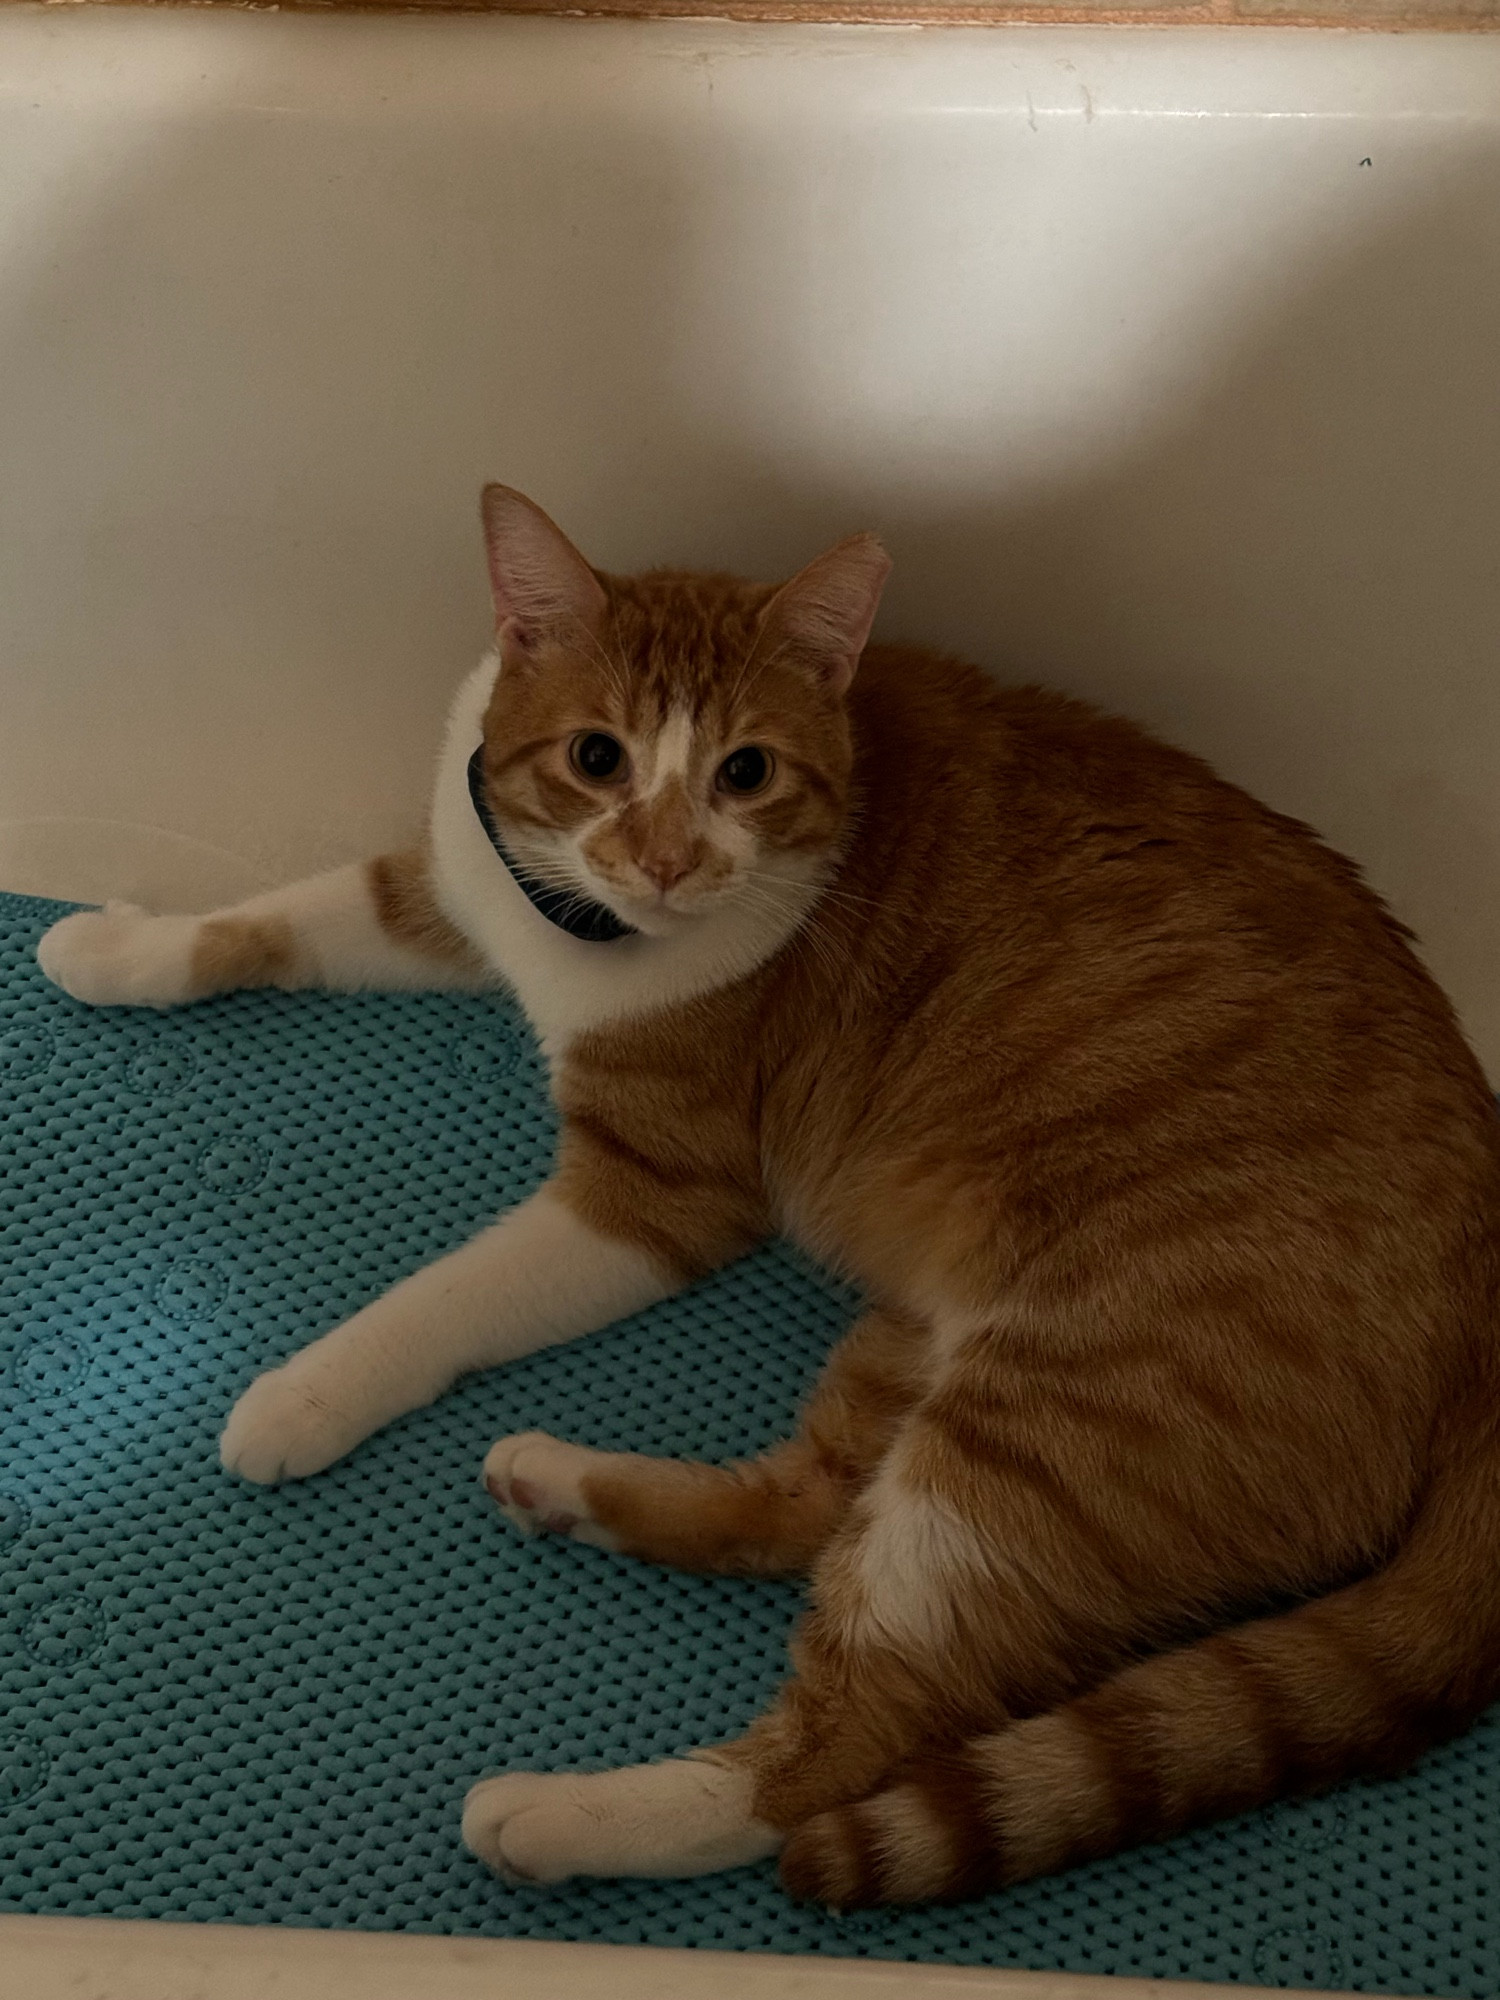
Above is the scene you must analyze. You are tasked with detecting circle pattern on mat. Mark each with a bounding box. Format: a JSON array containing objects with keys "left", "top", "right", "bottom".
[
  {"left": 450, "top": 1031, "right": 521, "bottom": 1084},
  {"left": 0, "top": 1494, "right": 27, "bottom": 1549},
  {"left": 0, "top": 1734, "right": 50, "bottom": 1807},
  {"left": 1254, "top": 1927, "right": 1348, "bottom": 1990},
  {"left": 124, "top": 1041, "right": 197, "bottom": 1096},
  {"left": 23, "top": 1593, "right": 105, "bottom": 1669},
  {"left": 197, "top": 1138, "right": 270, "bottom": 1195},
  {"left": 153, "top": 1255, "right": 228, "bottom": 1322},
  {"left": 7, "top": 1332, "right": 90, "bottom": 1400},
  {"left": 1265, "top": 1793, "right": 1350, "bottom": 1853},
  {"left": 0, "top": 1026, "right": 54, "bottom": 1080}
]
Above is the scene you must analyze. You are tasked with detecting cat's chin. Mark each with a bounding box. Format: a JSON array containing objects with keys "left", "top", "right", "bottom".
[
  {"left": 616, "top": 907, "right": 683, "bottom": 941},
  {"left": 612, "top": 895, "right": 719, "bottom": 940}
]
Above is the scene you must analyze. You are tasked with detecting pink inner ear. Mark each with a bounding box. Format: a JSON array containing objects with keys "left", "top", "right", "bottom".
[
  {"left": 496, "top": 613, "right": 538, "bottom": 658},
  {"left": 480, "top": 484, "right": 608, "bottom": 652},
  {"left": 763, "top": 533, "right": 893, "bottom": 695}
]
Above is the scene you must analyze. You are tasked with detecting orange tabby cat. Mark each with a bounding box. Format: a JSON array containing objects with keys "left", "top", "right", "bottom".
[{"left": 38, "top": 487, "right": 1500, "bottom": 1906}]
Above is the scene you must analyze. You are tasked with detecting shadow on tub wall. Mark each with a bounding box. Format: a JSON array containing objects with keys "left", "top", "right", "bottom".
[
  {"left": 0, "top": 13, "right": 1496, "bottom": 1063},
  {"left": 864, "top": 160, "right": 1500, "bottom": 1069}
]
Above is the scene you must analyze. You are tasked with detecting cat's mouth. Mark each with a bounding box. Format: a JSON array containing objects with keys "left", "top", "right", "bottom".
[
  {"left": 504, "top": 828, "right": 726, "bottom": 941},
  {"left": 592, "top": 873, "right": 727, "bottom": 936}
]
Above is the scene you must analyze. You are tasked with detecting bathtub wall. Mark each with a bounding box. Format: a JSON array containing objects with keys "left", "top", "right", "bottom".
[{"left": 1, "top": 12, "right": 1498, "bottom": 1063}]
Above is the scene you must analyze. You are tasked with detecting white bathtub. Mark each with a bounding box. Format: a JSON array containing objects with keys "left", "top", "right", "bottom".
[
  {"left": 1, "top": 10, "right": 1498, "bottom": 1062},
  {"left": 1, "top": 13, "right": 1498, "bottom": 1993}
]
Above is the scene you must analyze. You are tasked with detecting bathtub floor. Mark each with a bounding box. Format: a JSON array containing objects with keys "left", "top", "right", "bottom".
[{"left": 1, "top": 891, "right": 1497, "bottom": 1990}]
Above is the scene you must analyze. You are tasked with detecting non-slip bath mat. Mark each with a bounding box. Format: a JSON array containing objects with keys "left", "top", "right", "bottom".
[{"left": 1, "top": 888, "right": 1496, "bottom": 1992}]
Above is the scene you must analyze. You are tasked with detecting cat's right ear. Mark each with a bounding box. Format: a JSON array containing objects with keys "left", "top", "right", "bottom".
[{"left": 480, "top": 486, "right": 608, "bottom": 667}]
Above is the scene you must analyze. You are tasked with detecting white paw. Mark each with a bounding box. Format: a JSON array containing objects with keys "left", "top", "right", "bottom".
[
  {"left": 461, "top": 1758, "right": 778, "bottom": 1885},
  {"left": 461, "top": 1770, "right": 589, "bottom": 1886},
  {"left": 482, "top": 1431, "right": 621, "bottom": 1551},
  {"left": 219, "top": 1362, "right": 370, "bottom": 1484},
  {"left": 37, "top": 903, "right": 199, "bottom": 1008}
]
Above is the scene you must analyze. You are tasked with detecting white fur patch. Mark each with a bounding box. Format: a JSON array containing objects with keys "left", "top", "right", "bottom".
[
  {"left": 462, "top": 1756, "right": 779, "bottom": 1884},
  {"left": 839, "top": 1450, "right": 996, "bottom": 1652},
  {"left": 220, "top": 1190, "right": 670, "bottom": 1484},
  {"left": 37, "top": 901, "right": 201, "bottom": 1007},
  {"left": 641, "top": 706, "right": 695, "bottom": 798}
]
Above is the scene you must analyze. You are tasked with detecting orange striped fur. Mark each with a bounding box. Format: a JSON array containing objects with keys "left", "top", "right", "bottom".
[
  {"left": 458, "top": 509, "right": 1500, "bottom": 1903},
  {"left": 86, "top": 491, "right": 1498, "bottom": 1902},
  {"left": 366, "top": 848, "right": 485, "bottom": 973}
]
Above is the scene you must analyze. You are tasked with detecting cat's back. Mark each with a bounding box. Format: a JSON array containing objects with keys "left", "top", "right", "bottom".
[
  {"left": 777, "top": 645, "right": 1500, "bottom": 1301},
  {"left": 843, "top": 643, "right": 1476, "bottom": 1081},
  {"left": 851, "top": 645, "right": 1393, "bottom": 941}
]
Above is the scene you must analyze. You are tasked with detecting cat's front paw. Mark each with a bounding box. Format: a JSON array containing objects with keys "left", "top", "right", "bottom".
[
  {"left": 37, "top": 903, "right": 200, "bottom": 1008},
  {"left": 482, "top": 1431, "right": 621, "bottom": 1551},
  {"left": 220, "top": 1363, "right": 368, "bottom": 1484}
]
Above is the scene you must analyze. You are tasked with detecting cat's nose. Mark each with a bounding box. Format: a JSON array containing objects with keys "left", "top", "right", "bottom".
[{"left": 641, "top": 852, "right": 693, "bottom": 893}]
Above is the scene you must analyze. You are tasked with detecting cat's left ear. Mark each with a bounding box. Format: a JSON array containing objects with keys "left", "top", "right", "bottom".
[{"left": 758, "top": 533, "right": 892, "bottom": 697}]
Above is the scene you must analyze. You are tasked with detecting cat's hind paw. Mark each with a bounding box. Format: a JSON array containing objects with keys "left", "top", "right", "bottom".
[
  {"left": 37, "top": 902, "right": 200, "bottom": 1008},
  {"left": 461, "top": 1770, "right": 584, "bottom": 1886},
  {"left": 462, "top": 1759, "right": 777, "bottom": 1885},
  {"left": 482, "top": 1431, "right": 622, "bottom": 1551}
]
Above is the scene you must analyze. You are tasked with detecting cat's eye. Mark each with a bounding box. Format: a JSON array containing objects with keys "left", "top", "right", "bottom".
[
  {"left": 717, "top": 747, "right": 774, "bottom": 796},
  {"left": 570, "top": 732, "right": 627, "bottom": 784}
]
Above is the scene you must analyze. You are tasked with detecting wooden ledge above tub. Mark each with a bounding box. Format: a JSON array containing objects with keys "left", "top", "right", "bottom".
[{"left": 22, "top": 0, "right": 1500, "bottom": 26}]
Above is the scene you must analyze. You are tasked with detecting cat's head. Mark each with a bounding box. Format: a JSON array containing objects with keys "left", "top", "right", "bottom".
[{"left": 475, "top": 486, "right": 891, "bottom": 939}]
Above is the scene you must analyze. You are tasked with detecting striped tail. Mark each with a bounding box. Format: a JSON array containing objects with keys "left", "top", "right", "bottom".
[{"left": 779, "top": 1420, "right": 1500, "bottom": 1908}]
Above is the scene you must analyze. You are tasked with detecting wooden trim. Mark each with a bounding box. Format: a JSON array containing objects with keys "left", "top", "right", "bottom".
[
  {"left": 0, "top": 1916, "right": 1398, "bottom": 2000},
  {"left": 22, "top": 0, "right": 1500, "bottom": 26}
]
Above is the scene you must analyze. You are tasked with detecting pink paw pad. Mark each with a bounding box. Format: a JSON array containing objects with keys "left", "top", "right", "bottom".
[{"left": 486, "top": 1471, "right": 579, "bottom": 1534}]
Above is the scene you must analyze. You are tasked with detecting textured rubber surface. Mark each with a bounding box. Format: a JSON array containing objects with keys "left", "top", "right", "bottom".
[{"left": 1, "top": 889, "right": 1496, "bottom": 1990}]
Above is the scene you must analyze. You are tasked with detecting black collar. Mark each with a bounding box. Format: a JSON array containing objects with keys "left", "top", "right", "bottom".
[{"left": 466, "top": 746, "right": 637, "bottom": 945}]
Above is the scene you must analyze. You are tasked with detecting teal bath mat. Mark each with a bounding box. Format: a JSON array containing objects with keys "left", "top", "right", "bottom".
[{"left": 1, "top": 889, "right": 1495, "bottom": 1990}]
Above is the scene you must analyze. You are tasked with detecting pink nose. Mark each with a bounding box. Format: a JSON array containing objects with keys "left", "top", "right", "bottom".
[{"left": 642, "top": 853, "right": 693, "bottom": 892}]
